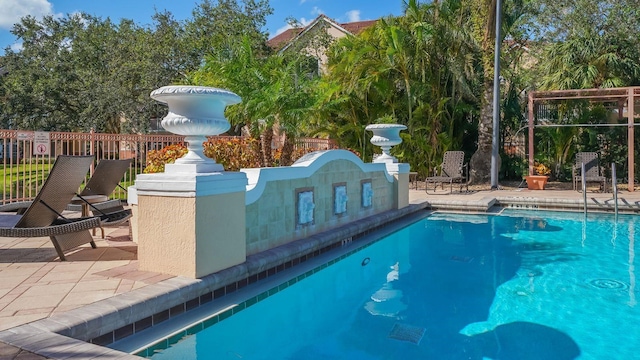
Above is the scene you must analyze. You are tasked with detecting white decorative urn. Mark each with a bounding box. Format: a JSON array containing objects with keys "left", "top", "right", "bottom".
[
  {"left": 366, "top": 124, "right": 407, "bottom": 163},
  {"left": 150, "top": 85, "right": 241, "bottom": 173}
]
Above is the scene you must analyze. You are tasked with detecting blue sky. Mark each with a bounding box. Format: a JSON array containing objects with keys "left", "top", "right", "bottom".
[{"left": 0, "top": 0, "right": 404, "bottom": 52}]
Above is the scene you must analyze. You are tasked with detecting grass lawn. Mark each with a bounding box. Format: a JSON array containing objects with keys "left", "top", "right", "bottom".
[
  {"left": 0, "top": 162, "right": 53, "bottom": 198},
  {"left": 1, "top": 162, "right": 138, "bottom": 201}
]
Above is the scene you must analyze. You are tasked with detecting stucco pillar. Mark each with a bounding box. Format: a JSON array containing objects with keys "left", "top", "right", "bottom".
[
  {"left": 385, "top": 163, "right": 410, "bottom": 209},
  {"left": 134, "top": 172, "right": 247, "bottom": 278},
  {"left": 132, "top": 85, "right": 247, "bottom": 278}
]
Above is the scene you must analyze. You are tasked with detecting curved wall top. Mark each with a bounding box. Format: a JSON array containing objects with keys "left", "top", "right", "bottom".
[{"left": 241, "top": 150, "right": 394, "bottom": 205}]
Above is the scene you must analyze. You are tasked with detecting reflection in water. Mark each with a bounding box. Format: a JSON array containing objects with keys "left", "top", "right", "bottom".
[
  {"left": 473, "top": 322, "right": 580, "bottom": 360},
  {"left": 581, "top": 218, "right": 586, "bottom": 247},
  {"left": 629, "top": 223, "right": 636, "bottom": 307},
  {"left": 364, "top": 262, "right": 407, "bottom": 318}
]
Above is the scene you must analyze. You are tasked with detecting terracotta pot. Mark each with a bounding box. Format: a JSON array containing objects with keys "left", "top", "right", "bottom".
[{"left": 525, "top": 175, "right": 549, "bottom": 190}]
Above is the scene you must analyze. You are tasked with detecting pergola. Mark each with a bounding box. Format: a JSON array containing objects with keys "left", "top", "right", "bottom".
[{"left": 527, "top": 87, "right": 640, "bottom": 191}]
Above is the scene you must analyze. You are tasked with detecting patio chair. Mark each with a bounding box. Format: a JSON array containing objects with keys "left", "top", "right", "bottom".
[
  {"left": 425, "top": 151, "right": 469, "bottom": 194},
  {"left": 71, "top": 159, "right": 133, "bottom": 237},
  {"left": 572, "top": 152, "right": 608, "bottom": 192},
  {"left": 0, "top": 155, "right": 101, "bottom": 260}
]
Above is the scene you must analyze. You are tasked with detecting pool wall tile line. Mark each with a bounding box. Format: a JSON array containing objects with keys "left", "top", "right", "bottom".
[{"left": 0, "top": 202, "right": 428, "bottom": 359}]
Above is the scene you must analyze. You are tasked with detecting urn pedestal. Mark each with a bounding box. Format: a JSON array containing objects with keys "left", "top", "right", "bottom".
[
  {"left": 366, "top": 123, "right": 410, "bottom": 209},
  {"left": 133, "top": 85, "right": 248, "bottom": 278}
]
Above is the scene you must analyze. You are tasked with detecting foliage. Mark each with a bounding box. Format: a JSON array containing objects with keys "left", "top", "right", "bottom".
[
  {"left": 143, "top": 144, "right": 188, "bottom": 173},
  {"left": 186, "top": 0, "right": 272, "bottom": 58},
  {"left": 144, "top": 138, "right": 326, "bottom": 173},
  {"left": 530, "top": 0, "right": 640, "bottom": 90},
  {"left": 203, "top": 137, "right": 261, "bottom": 171},
  {"left": 189, "top": 35, "right": 317, "bottom": 167},
  {"left": 312, "top": 0, "right": 479, "bottom": 176},
  {"left": 0, "top": 1, "right": 273, "bottom": 133},
  {"left": 533, "top": 162, "right": 551, "bottom": 176}
]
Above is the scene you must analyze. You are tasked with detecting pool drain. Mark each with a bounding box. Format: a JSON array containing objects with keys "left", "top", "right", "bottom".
[
  {"left": 388, "top": 323, "right": 425, "bottom": 345},
  {"left": 588, "top": 278, "right": 628, "bottom": 290},
  {"left": 361, "top": 257, "right": 370, "bottom": 266}
]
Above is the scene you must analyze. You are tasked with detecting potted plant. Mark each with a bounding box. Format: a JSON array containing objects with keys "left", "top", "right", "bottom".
[{"left": 525, "top": 162, "right": 551, "bottom": 190}]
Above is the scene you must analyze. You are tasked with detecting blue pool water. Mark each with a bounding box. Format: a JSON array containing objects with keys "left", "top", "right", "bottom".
[{"left": 147, "top": 210, "right": 640, "bottom": 359}]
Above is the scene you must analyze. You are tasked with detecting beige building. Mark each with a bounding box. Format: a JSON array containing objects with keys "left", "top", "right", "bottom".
[{"left": 268, "top": 14, "right": 376, "bottom": 73}]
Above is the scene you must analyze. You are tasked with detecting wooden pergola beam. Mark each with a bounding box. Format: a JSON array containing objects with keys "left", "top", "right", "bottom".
[{"left": 527, "top": 86, "right": 640, "bottom": 192}]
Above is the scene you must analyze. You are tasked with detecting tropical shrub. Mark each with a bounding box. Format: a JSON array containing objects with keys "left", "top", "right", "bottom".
[
  {"left": 144, "top": 144, "right": 188, "bottom": 173},
  {"left": 203, "top": 137, "right": 262, "bottom": 171}
]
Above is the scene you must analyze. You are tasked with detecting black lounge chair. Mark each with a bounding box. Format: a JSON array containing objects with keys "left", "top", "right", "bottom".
[
  {"left": 0, "top": 155, "right": 101, "bottom": 260},
  {"left": 573, "top": 152, "right": 608, "bottom": 192},
  {"left": 425, "top": 151, "right": 469, "bottom": 194},
  {"left": 72, "top": 159, "right": 133, "bottom": 237}
]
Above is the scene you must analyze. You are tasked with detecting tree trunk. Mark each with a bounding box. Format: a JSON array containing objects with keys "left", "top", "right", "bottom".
[
  {"left": 261, "top": 126, "right": 273, "bottom": 167},
  {"left": 280, "top": 132, "right": 295, "bottom": 166},
  {"left": 469, "top": 0, "right": 499, "bottom": 185},
  {"left": 469, "top": 79, "right": 495, "bottom": 184}
]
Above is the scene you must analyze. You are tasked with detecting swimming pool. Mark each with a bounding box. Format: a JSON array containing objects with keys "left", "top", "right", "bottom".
[{"left": 137, "top": 209, "right": 639, "bottom": 359}]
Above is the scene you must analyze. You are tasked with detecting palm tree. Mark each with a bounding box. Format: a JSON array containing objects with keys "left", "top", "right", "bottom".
[
  {"left": 467, "top": 0, "right": 527, "bottom": 183},
  {"left": 312, "top": 0, "right": 477, "bottom": 174}
]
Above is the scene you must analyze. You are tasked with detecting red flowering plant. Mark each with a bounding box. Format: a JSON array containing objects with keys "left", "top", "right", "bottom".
[{"left": 143, "top": 144, "right": 188, "bottom": 173}]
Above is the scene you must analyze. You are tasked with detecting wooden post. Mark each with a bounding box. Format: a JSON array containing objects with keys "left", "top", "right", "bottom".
[
  {"left": 629, "top": 88, "right": 635, "bottom": 192},
  {"left": 89, "top": 128, "right": 95, "bottom": 175}
]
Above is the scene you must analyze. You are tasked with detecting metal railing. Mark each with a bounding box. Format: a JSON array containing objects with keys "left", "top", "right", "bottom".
[
  {"left": 581, "top": 162, "right": 587, "bottom": 216},
  {"left": 1, "top": 130, "right": 336, "bottom": 204},
  {"left": 612, "top": 162, "right": 618, "bottom": 219}
]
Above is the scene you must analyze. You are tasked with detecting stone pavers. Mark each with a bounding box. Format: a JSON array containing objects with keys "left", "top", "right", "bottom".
[
  {"left": 0, "top": 225, "right": 170, "bottom": 334},
  {"left": 0, "top": 223, "right": 174, "bottom": 359}
]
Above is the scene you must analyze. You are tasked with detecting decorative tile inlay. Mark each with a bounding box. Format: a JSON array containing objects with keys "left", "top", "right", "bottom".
[
  {"left": 333, "top": 183, "right": 348, "bottom": 216},
  {"left": 361, "top": 180, "right": 373, "bottom": 208},
  {"left": 296, "top": 187, "right": 315, "bottom": 227}
]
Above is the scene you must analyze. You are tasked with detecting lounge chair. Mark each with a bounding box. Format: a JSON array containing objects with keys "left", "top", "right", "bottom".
[
  {"left": 425, "top": 151, "right": 469, "bottom": 194},
  {"left": 71, "top": 159, "right": 133, "bottom": 237},
  {"left": 572, "top": 152, "right": 608, "bottom": 192},
  {"left": 0, "top": 155, "right": 101, "bottom": 260}
]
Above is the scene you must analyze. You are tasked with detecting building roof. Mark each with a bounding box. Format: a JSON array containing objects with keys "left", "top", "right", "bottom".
[
  {"left": 267, "top": 28, "right": 302, "bottom": 50},
  {"left": 341, "top": 20, "right": 377, "bottom": 35},
  {"left": 267, "top": 15, "right": 377, "bottom": 50}
]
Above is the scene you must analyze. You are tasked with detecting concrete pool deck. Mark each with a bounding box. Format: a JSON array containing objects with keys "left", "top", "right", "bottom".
[{"left": 1, "top": 185, "right": 640, "bottom": 359}]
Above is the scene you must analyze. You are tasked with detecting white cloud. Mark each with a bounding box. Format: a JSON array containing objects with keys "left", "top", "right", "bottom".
[
  {"left": 275, "top": 23, "right": 293, "bottom": 35},
  {"left": 300, "top": 0, "right": 308, "bottom": 3},
  {"left": 311, "top": 6, "right": 324, "bottom": 16},
  {"left": 0, "top": 0, "right": 54, "bottom": 29},
  {"left": 275, "top": 17, "right": 313, "bottom": 35},
  {"left": 10, "top": 41, "right": 23, "bottom": 52},
  {"left": 345, "top": 10, "right": 361, "bottom": 22}
]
